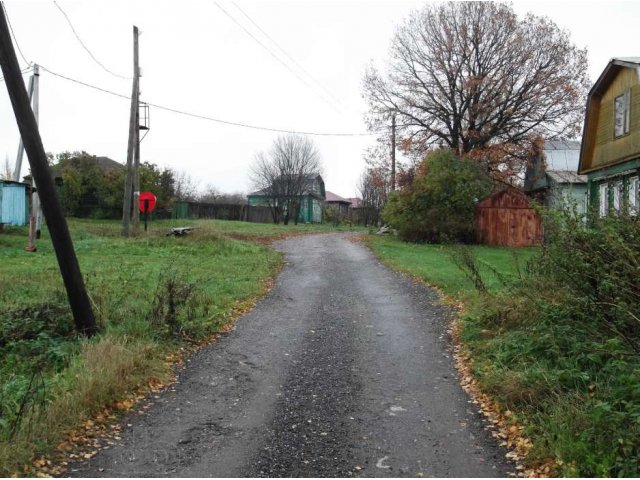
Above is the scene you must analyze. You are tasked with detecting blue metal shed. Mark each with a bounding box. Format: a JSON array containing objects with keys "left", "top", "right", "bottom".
[{"left": 0, "top": 180, "right": 29, "bottom": 226}]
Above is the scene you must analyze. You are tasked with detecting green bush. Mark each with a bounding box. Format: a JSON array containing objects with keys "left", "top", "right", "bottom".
[
  {"left": 462, "top": 209, "right": 640, "bottom": 476},
  {"left": 382, "top": 150, "right": 491, "bottom": 243}
]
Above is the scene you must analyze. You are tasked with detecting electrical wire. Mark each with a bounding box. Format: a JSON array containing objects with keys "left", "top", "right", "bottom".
[
  {"left": 39, "top": 65, "right": 378, "bottom": 137},
  {"left": 53, "top": 1, "right": 131, "bottom": 80},
  {"left": 212, "top": 1, "right": 345, "bottom": 115},
  {"left": 231, "top": 2, "right": 345, "bottom": 109},
  {"left": 1, "top": 2, "right": 31, "bottom": 67}
]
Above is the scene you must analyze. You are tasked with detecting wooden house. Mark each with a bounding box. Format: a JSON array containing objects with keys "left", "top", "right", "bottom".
[
  {"left": 524, "top": 139, "right": 588, "bottom": 216},
  {"left": 475, "top": 188, "right": 542, "bottom": 247},
  {"left": 578, "top": 58, "right": 640, "bottom": 216},
  {"left": 325, "top": 191, "right": 352, "bottom": 217},
  {"left": 247, "top": 175, "right": 325, "bottom": 223}
]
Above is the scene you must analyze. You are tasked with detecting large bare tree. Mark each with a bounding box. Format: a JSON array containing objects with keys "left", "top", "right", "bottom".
[
  {"left": 363, "top": 2, "right": 589, "bottom": 181},
  {"left": 251, "top": 135, "right": 322, "bottom": 225}
]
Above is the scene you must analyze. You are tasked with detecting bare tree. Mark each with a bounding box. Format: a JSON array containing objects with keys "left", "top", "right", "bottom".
[
  {"left": 173, "top": 169, "right": 199, "bottom": 202},
  {"left": 198, "top": 185, "right": 246, "bottom": 205},
  {"left": 358, "top": 168, "right": 388, "bottom": 227},
  {"left": 363, "top": 2, "right": 589, "bottom": 181},
  {"left": 1, "top": 155, "right": 12, "bottom": 180},
  {"left": 250, "top": 135, "right": 322, "bottom": 225}
]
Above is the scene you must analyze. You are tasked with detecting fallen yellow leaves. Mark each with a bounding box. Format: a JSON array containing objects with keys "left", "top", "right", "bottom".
[{"left": 450, "top": 319, "right": 559, "bottom": 478}]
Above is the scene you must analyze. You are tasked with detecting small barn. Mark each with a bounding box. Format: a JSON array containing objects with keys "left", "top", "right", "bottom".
[
  {"left": 475, "top": 188, "right": 542, "bottom": 247},
  {"left": 0, "top": 180, "right": 29, "bottom": 227}
]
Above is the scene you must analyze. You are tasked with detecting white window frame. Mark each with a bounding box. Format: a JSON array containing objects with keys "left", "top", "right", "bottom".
[
  {"left": 613, "top": 180, "right": 624, "bottom": 214},
  {"left": 629, "top": 176, "right": 639, "bottom": 216},
  {"left": 599, "top": 183, "right": 609, "bottom": 217},
  {"left": 615, "top": 91, "right": 631, "bottom": 138}
]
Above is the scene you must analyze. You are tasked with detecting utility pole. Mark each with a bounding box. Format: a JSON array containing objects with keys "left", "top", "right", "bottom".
[
  {"left": 390, "top": 113, "right": 396, "bottom": 191},
  {"left": 0, "top": 4, "right": 98, "bottom": 336},
  {"left": 12, "top": 65, "right": 35, "bottom": 181},
  {"left": 132, "top": 79, "right": 141, "bottom": 231},
  {"left": 122, "top": 25, "right": 139, "bottom": 237}
]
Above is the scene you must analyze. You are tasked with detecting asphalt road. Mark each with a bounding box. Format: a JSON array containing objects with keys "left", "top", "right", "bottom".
[{"left": 71, "top": 233, "right": 511, "bottom": 477}]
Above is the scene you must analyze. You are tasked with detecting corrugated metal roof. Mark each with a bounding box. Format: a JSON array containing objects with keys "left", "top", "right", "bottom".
[
  {"left": 544, "top": 140, "right": 581, "bottom": 171},
  {"left": 547, "top": 170, "right": 588, "bottom": 184}
]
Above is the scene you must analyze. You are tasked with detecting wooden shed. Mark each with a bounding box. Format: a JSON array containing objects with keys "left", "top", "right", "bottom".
[{"left": 475, "top": 188, "right": 542, "bottom": 247}]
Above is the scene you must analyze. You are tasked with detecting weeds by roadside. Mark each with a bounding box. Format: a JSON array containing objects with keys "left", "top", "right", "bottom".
[
  {"left": 0, "top": 219, "right": 282, "bottom": 476},
  {"left": 368, "top": 213, "right": 640, "bottom": 476}
]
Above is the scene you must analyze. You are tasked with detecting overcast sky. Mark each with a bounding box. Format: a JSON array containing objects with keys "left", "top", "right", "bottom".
[{"left": 2, "top": 1, "right": 640, "bottom": 198}]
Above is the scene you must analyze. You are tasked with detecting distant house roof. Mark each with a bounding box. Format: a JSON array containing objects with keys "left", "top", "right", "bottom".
[
  {"left": 347, "top": 197, "right": 362, "bottom": 208},
  {"left": 546, "top": 170, "right": 588, "bottom": 184},
  {"left": 325, "top": 191, "right": 351, "bottom": 204},
  {"left": 544, "top": 139, "right": 581, "bottom": 171}
]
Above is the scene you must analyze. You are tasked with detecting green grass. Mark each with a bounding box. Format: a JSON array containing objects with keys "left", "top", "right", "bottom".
[
  {"left": 367, "top": 235, "right": 536, "bottom": 298},
  {"left": 1, "top": 218, "right": 324, "bottom": 474},
  {"left": 367, "top": 232, "right": 640, "bottom": 476}
]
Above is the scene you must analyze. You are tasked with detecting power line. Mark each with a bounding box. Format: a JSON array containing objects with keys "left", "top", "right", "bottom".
[
  {"left": 231, "top": 2, "right": 345, "bottom": 109},
  {"left": 53, "top": 1, "right": 131, "bottom": 80},
  {"left": 1, "top": 2, "right": 31, "bottom": 67},
  {"left": 39, "top": 66, "right": 378, "bottom": 137},
  {"left": 212, "top": 1, "right": 345, "bottom": 115}
]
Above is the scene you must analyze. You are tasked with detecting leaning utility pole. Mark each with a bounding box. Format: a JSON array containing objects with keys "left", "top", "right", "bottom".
[
  {"left": 122, "top": 25, "right": 139, "bottom": 237},
  {"left": 390, "top": 113, "right": 396, "bottom": 191},
  {"left": 0, "top": 4, "right": 97, "bottom": 336}
]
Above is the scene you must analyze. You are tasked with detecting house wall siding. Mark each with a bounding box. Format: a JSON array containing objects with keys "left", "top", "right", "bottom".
[{"left": 592, "top": 68, "right": 640, "bottom": 169}]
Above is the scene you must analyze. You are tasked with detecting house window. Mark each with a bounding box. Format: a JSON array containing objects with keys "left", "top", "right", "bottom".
[
  {"left": 613, "top": 180, "right": 623, "bottom": 213},
  {"left": 629, "top": 176, "right": 639, "bottom": 215},
  {"left": 599, "top": 183, "right": 608, "bottom": 217},
  {"left": 614, "top": 91, "right": 631, "bottom": 138}
]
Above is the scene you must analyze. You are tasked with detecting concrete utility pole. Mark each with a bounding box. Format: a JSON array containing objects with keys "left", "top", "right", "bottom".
[
  {"left": 122, "top": 25, "right": 139, "bottom": 237},
  {"left": 390, "top": 113, "right": 396, "bottom": 191},
  {"left": 12, "top": 65, "right": 35, "bottom": 181},
  {"left": 0, "top": 4, "right": 98, "bottom": 336}
]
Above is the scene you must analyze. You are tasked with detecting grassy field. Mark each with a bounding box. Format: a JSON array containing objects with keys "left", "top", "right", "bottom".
[
  {"left": 367, "top": 235, "right": 536, "bottom": 298},
  {"left": 0, "top": 218, "right": 346, "bottom": 475}
]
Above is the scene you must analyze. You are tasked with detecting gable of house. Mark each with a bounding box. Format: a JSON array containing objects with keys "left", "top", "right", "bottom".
[{"left": 579, "top": 58, "right": 640, "bottom": 216}]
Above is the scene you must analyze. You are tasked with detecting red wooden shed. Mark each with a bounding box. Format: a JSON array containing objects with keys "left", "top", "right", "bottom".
[{"left": 475, "top": 188, "right": 542, "bottom": 247}]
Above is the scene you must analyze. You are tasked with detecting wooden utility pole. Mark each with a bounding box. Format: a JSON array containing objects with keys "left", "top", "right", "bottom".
[
  {"left": 122, "top": 25, "right": 139, "bottom": 237},
  {"left": 0, "top": 5, "right": 97, "bottom": 336},
  {"left": 390, "top": 113, "right": 396, "bottom": 191},
  {"left": 132, "top": 88, "right": 141, "bottom": 231}
]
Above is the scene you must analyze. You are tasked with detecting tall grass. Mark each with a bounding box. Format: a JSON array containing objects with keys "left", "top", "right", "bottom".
[{"left": 0, "top": 219, "right": 284, "bottom": 475}]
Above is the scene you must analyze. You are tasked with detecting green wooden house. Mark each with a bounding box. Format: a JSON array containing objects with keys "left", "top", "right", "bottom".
[
  {"left": 579, "top": 58, "right": 640, "bottom": 216},
  {"left": 247, "top": 175, "right": 325, "bottom": 223},
  {"left": 524, "top": 140, "right": 588, "bottom": 216}
]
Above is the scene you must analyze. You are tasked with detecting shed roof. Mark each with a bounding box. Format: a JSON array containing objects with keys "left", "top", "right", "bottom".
[{"left": 476, "top": 187, "right": 533, "bottom": 209}]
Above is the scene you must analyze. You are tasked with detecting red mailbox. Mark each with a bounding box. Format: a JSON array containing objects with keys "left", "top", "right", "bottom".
[{"left": 138, "top": 192, "right": 157, "bottom": 213}]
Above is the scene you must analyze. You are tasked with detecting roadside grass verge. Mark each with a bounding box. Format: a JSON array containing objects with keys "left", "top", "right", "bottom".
[
  {"left": 367, "top": 226, "right": 640, "bottom": 477},
  {"left": 0, "top": 218, "right": 293, "bottom": 475}
]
